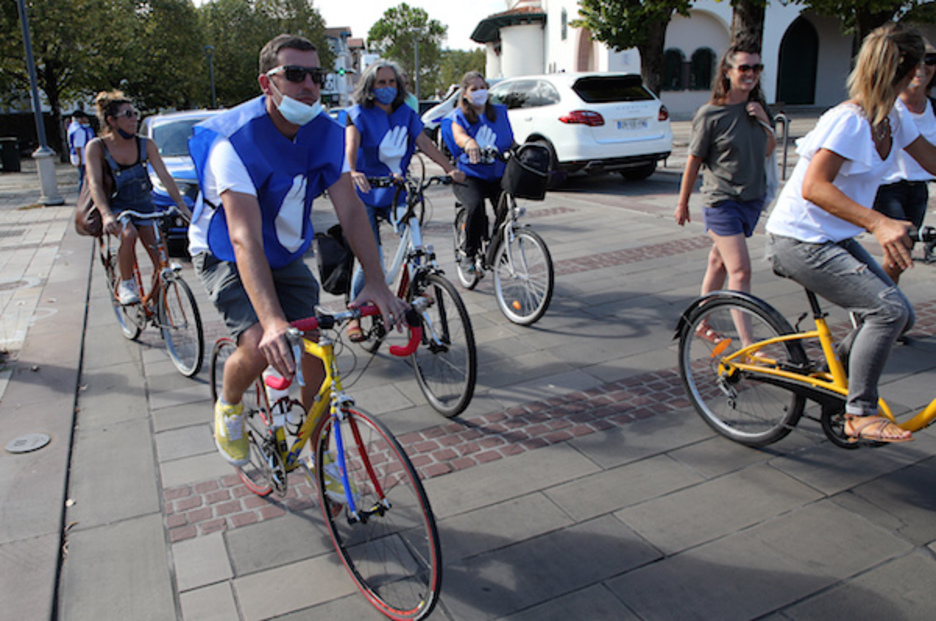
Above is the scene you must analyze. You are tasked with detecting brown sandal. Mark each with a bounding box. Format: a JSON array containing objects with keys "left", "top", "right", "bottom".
[
  {"left": 844, "top": 415, "right": 913, "bottom": 444},
  {"left": 346, "top": 321, "right": 365, "bottom": 343}
]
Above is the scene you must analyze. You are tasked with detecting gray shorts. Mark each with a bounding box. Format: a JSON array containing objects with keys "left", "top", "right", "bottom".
[{"left": 193, "top": 252, "right": 319, "bottom": 340}]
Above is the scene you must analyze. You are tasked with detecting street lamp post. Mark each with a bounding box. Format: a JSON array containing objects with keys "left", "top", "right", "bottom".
[
  {"left": 15, "top": 0, "right": 62, "bottom": 205},
  {"left": 205, "top": 45, "right": 217, "bottom": 109}
]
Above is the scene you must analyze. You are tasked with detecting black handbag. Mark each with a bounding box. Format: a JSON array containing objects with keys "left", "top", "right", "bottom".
[{"left": 314, "top": 224, "right": 354, "bottom": 295}]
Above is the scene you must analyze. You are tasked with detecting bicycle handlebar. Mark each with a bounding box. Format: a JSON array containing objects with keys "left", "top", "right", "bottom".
[
  {"left": 114, "top": 206, "right": 184, "bottom": 224},
  {"left": 266, "top": 306, "right": 421, "bottom": 392},
  {"left": 290, "top": 304, "right": 422, "bottom": 357},
  {"left": 365, "top": 174, "right": 453, "bottom": 190},
  {"left": 911, "top": 225, "right": 936, "bottom": 244}
]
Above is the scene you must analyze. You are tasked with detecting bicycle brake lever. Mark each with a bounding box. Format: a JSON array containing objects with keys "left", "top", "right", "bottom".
[{"left": 285, "top": 328, "right": 305, "bottom": 387}]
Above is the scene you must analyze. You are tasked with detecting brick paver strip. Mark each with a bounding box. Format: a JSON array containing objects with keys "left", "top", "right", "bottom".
[{"left": 163, "top": 236, "right": 936, "bottom": 541}]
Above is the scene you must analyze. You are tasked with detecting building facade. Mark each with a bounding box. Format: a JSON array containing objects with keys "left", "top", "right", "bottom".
[{"left": 472, "top": 0, "right": 936, "bottom": 119}]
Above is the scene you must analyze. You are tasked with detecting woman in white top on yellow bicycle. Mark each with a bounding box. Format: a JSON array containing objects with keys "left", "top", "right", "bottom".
[{"left": 766, "top": 23, "right": 936, "bottom": 444}]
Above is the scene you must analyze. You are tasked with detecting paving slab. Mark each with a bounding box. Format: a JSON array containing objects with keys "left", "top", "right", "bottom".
[
  {"left": 608, "top": 501, "right": 914, "bottom": 620},
  {"left": 443, "top": 515, "right": 660, "bottom": 620},
  {"left": 59, "top": 513, "right": 176, "bottom": 621}
]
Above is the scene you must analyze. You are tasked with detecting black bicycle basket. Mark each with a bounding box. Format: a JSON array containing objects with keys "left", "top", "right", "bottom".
[{"left": 502, "top": 143, "right": 550, "bottom": 200}]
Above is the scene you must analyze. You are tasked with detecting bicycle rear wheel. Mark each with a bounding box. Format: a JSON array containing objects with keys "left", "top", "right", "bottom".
[
  {"left": 408, "top": 272, "right": 477, "bottom": 417},
  {"left": 678, "top": 294, "right": 807, "bottom": 446},
  {"left": 315, "top": 407, "right": 441, "bottom": 621},
  {"left": 158, "top": 276, "right": 204, "bottom": 377},
  {"left": 493, "top": 228, "right": 554, "bottom": 325},
  {"left": 453, "top": 209, "right": 480, "bottom": 289},
  {"left": 210, "top": 338, "right": 273, "bottom": 496},
  {"left": 103, "top": 249, "right": 143, "bottom": 340}
]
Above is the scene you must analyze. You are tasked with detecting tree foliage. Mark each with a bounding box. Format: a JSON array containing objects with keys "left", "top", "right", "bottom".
[
  {"left": 1, "top": 0, "right": 332, "bottom": 123},
  {"left": 198, "top": 0, "right": 332, "bottom": 108},
  {"left": 797, "top": 1, "right": 936, "bottom": 45},
  {"left": 437, "top": 49, "right": 486, "bottom": 98},
  {"left": 572, "top": 0, "right": 692, "bottom": 95},
  {"left": 367, "top": 3, "right": 447, "bottom": 99}
]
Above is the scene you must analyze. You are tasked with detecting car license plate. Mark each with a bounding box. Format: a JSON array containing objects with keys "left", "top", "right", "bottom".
[{"left": 617, "top": 119, "right": 648, "bottom": 130}]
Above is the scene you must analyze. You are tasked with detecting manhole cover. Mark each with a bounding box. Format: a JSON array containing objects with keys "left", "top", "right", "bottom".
[{"left": 5, "top": 433, "right": 50, "bottom": 454}]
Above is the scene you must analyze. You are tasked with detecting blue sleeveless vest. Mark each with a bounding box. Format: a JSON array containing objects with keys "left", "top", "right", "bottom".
[
  {"left": 348, "top": 104, "right": 422, "bottom": 207},
  {"left": 189, "top": 96, "right": 344, "bottom": 269},
  {"left": 446, "top": 104, "right": 513, "bottom": 181}
]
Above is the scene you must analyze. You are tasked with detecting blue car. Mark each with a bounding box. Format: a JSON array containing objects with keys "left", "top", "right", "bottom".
[{"left": 143, "top": 109, "right": 221, "bottom": 257}]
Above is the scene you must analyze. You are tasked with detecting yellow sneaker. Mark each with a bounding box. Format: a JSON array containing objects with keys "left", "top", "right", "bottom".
[{"left": 214, "top": 400, "right": 248, "bottom": 466}]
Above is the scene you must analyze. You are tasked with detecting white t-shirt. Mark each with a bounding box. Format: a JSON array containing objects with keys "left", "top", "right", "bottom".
[
  {"left": 881, "top": 97, "right": 936, "bottom": 183},
  {"left": 766, "top": 102, "right": 920, "bottom": 243},
  {"left": 188, "top": 136, "right": 351, "bottom": 256},
  {"left": 188, "top": 138, "right": 256, "bottom": 256}
]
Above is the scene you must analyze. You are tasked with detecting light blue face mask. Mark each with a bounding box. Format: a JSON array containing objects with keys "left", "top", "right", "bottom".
[
  {"left": 374, "top": 86, "right": 397, "bottom": 106},
  {"left": 271, "top": 81, "right": 322, "bottom": 126}
]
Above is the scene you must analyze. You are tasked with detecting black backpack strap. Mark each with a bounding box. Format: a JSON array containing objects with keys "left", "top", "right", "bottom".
[{"left": 138, "top": 136, "right": 148, "bottom": 164}]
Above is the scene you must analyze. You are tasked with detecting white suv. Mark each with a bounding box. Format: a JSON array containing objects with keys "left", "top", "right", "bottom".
[{"left": 489, "top": 73, "right": 672, "bottom": 181}]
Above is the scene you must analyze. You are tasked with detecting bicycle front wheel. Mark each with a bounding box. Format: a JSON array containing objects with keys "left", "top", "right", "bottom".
[
  {"left": 493, "top": 228, "right": 554, "bottom": 325},
  {"left": 315, "top": 408, "right": 441, "bottom": 621},
  {"left": 408, "top": 272, "right": 477, "bottom": 417},
  {"left": 158, "top": 276, "right": 205, "bottom": 377},
  {"left": 211, "top": 338, "right": 273, "bottom": 496},
  {"left": 104, "top": 250, "right": 143, "bottom": 340},
  {"left": 678, "top": 294, "right": 807, "bottom": 446}
]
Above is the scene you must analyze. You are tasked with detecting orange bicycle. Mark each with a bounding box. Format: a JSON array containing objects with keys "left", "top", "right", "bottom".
[{"left": 98, "top": 207, "right": 204, "bottom": 377}]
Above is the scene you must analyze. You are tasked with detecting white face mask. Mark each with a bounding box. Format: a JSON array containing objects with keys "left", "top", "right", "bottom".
[
  {"left": 270, "top": 80, "right": 322, "bottom": 126},
  {"left": 469, "top": 89, "right": 489, "bottom": 107}
]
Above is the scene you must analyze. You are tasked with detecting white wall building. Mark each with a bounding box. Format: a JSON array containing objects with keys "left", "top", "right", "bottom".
[{"left": 472, "top": 1, "right": 936, "bottom": 119}]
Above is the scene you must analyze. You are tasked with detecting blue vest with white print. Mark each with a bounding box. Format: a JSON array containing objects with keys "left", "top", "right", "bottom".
[
  {"left": 348, "top": 103, "right": 422, "bottom": 208},
  {"left": 448, "top": 104, "right": 513, "bottom": 181},
  {"left": 189, "top": 96, "right": 344, "bottom": 269}
]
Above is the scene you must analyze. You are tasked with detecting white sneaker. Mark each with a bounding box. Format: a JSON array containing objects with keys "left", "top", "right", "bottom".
[{"left": 117, "top": 279, "right": 140, "bottom": 305}]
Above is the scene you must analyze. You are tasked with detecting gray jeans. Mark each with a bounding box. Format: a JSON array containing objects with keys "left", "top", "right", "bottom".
[{"left": 766, "top": 235, "right": 914, "bottom": 416}]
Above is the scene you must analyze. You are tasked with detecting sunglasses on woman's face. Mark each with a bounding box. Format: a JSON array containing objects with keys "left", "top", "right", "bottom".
[
  {"left": 266, "top": 65, "right": 327, "bottom": 86},
  {"left": 925, "top": 54, "right": 936, "bottom": 67},
  {"left": 115, "top": 109, "right": 139, "bottom": 119},
  {"left": 733, "top": 63, "right": 764, "bottom": 74}
]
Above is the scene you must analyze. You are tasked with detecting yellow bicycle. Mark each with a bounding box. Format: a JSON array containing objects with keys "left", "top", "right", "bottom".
[
  {"left": 210, "top": 305, "right": 441, "bottom": 620},
  {"left": 675, "top": 227, "right": 936, "bottom": 448}
]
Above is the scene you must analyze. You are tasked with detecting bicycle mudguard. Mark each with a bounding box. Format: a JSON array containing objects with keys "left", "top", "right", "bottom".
[{"left": 673, "top": 290, "right": 789, "bottom": 341}]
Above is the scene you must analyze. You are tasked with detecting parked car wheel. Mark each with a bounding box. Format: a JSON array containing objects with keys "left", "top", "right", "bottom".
[{"left": 620, "top": 161, "right": 657, "bottom": 181}]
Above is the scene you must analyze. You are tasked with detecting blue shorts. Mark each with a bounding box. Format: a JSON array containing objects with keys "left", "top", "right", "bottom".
[
  {"left": 193, "top": 252, "right": 319, "bottom": 340},
  {"left": 703, "top": 198, "right": 765, "bottom": 237}
]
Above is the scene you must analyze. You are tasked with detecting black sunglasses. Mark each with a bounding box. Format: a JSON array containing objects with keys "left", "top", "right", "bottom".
[
  {"left": 925, "top": 54, "right": 936, "bottom": 67},
  {"left": 267, "top": 65, "right": 327, "bottom": 86},
  {"left": 733, "top": 63, "right": 764, "bottom": 74},
  {"left": 114, "top": 109, "right": 139, "bottom": 119}
]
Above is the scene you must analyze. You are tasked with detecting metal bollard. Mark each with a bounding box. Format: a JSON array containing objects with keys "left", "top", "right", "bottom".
[{"left": 774, "top": 113, "right": 790, "bottom": 181}]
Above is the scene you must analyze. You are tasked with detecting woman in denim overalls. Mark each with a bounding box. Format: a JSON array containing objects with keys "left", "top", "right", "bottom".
[{"left": 85, "top": 90, "right": 190, "bottom": 304}]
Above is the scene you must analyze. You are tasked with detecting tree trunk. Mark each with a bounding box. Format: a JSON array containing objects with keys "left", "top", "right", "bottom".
[
  {"left": 730, "top": 0, "right": 765, "bottom": 49},
  {"left": 639, "top": 19, "right": 668, "bottom": 96}
]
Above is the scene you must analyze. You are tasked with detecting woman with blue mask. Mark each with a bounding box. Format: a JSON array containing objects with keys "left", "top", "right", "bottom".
[
  {"left": 446, "top": 71, "right": 515, "bottom": 273},
  {"left": 344, "top": 59, "right": 463, "bottom": 341}
]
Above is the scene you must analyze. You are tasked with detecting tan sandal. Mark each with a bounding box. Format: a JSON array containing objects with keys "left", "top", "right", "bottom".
[{"left": 844, "top": 415, "right": 912, "bottom": 444}]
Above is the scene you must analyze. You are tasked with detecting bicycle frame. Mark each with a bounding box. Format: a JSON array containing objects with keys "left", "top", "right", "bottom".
[
  {"left": 100, "top": 210, "right": 183, "bottom": 316},
  {"left": 713, "top": 292, "right": 936, "bottom": 432},
  {"left": 260, "top": 307, "right": 422, "bottom": 521}
]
